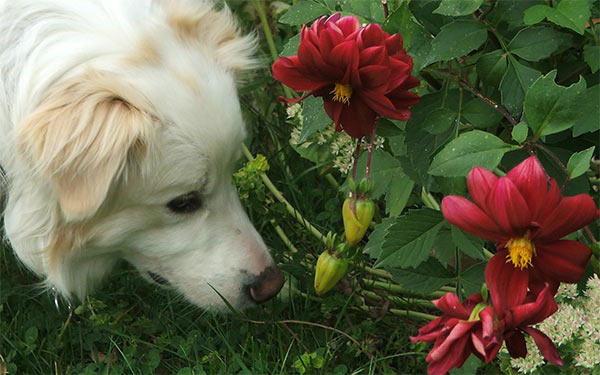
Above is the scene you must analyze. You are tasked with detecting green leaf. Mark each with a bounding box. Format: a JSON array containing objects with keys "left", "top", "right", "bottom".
[
  {"left": 348, "top": 0, "right": 385, "bottom": 22},
  {"left": 427, "top": 20, "right": 488, "bottom": 65},
  {"left": 353, "top": 150, "right": 405, "bottom": 199},
  {"left": 386, "top": 176, "right": 414, "bottom": 217},
  {"left": 383, "top": 2, "right": 413, "bottom": 47},
  {"left": 423, "top": 108, "right": 457, "bottom": 134},
  {"left": 433, "top": 0, "right": 484, "bottom": 16},
  {"left": 429, "top": 130, "right": 515, "bottom": 177},
  {"left": 364, "top": 209, "right": 446, "bottom": 269},
  {"left": 573, "top": 85, "right": 600, "bottom": 136},
  {"left": 451, "top": 226, "right": 485, "bottom": 260},
  {"left": 450, "top": 355, "right": 483, "bottom": 375},
  {"left": 525, "top": 70, "right": 587, "bottom": 137},
  {"left": 433, "top": 227, "right": 456, "bottom": 265},
  {"left": 387, "top": 258, "right": 454, "bottom": 294},
  {"left": 523, "top": 0, "right": 591, "bottom": 35},
  {"left": 278, "top": 1, "right": 329, "bottom": 25},
  {"left": 280, "top": 34, "right": 300, "bottom": 57},
  {"left": 567, "top": 146, "right": 595, "bottom": 179},
  {"left": 511, "top": 121, "right": 529, "bottom": 143},
  {"left": 299, "top": 96, "right": 331, "bottom": 143},
  {"left": 459, "top": 262, "right": 487, "bottom": 299},
  {"left": 25, "top": 326, "right": 38, "bottom": 344},
  {"left": 500, "top": 56, "right": 541, "bottom": 116},
  {"left": 476, "top": 50, "right": 508, "bottom": 87},
  {"left": 462, "top": 98, "right": 503, "bottom": 128},
  {"left": 508, "top": 26, "right": 572, "bottom": 62},
  {"left": 584, "top": 45, "right": 600, "bottom": 73}
]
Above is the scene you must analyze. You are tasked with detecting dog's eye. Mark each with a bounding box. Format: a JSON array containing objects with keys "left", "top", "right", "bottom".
[{"left": 167, "top": 192, "right": 202, "bottom": 214}]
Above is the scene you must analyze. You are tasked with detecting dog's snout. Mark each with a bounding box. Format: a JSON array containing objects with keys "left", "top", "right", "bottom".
[{"left": 248, "top": 266, "right": 285, "bottom": 303}]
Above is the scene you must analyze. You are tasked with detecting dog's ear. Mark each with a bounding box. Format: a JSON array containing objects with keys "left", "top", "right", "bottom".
[{"left": 17, "top": 71, "right": 154, "bottom": 221}]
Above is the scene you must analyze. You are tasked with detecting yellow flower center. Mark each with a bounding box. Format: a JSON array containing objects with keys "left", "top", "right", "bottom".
[
  {"left": 505, "top": 234, "right": 536, "bottom": 270},
  {"left": 331, "top": 83, "right": 352, "bottom": 104}
]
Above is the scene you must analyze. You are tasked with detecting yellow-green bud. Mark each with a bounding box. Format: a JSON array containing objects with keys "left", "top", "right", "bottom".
[
  {"left": 314, "top": 251, "right": 349, "bottom": 296},
  {"left": 342, "top": 197, "right": 375, "bottom": 246}
]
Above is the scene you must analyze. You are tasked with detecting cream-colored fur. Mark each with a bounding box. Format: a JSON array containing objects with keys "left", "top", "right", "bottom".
[{"left": 0, "top": 0, "right": 282, "bottom": 310}]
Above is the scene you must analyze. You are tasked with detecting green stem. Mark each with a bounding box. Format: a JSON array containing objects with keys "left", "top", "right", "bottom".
[
  {"left": 251, "top": 0, "right": 294, "bottom": 98},
  {"left": 364, "top": 280, "right": 446, "bottom": 299},
  {"left": 362, "top": 290, "right": 434, "bottom": 309},
  {"left": 272, "top": 220, "right": 300, "bottom": 253},
  {"left": 242, "top": 144, "right": 326, "bottom": 243},
  {"left": 421, "top": 188, "right": 441, "bottom": 211},
  {"left": 355, "top": 305, "right": 437, "bottom": 321}
]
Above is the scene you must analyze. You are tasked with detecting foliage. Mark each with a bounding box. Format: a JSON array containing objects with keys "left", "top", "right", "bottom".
[{"left": 1, "top": 0, "right": 599, "bottom": 374}]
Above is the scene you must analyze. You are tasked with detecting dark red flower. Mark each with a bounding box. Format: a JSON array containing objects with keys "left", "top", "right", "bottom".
[
  {"left": 441, "top": 156, "right": 599, "bottom": 296},
  {"left": 272, "top": 14, "right": 420, "bottom": 138},
  {"left": 410, "top": 293, "right": 500, "bottom": 375},
  {"left": 486, "top": 256, "right": 563, "bottom": 365}
]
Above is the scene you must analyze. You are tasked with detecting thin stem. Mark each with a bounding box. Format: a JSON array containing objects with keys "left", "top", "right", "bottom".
[
  {"left": 426, "top": 68, "right": 518, "bottom": 127},
  {"left": 355, "top": 305, "right": 437, "bottom": 321},
  {"left": 382, "top": 0, "right": 389, "bottom": 18},
  {"left": 351, "top": 137, "right": 362, "bottom": 181},
  {"left": 362, "top": 290, "right": 434, "bottom": 309},
  {"left": 365, "top": 128, "right": 377, "bottom": 180},
  {"left": 242, "top": 144, "right": 326, "bottom": 243},
  {"left": 363, "top": 280, "right": 446, "bottom": 299},
  {"left": 584, "top": 226, "right": 598, "bottom": 243},
  {"left": 251, "top": 0, "right": 294, "bottom": 98},
  {"left": 532, "top": 142, "right": 570, "bottom": 187},
  {"left": 477, "top": 0, "right": 496, "bottom": 21}
]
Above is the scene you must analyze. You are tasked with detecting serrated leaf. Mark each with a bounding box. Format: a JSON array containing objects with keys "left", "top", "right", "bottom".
[
  {"left": 451, "top": 226, "right": 485, "bottom": 260},
  {"left": 353, "top": 150, "right": 405, "bottom": 199},
  {"left": 429, "top": 130, "right": 514, "bottom": 177},
  {"left": 348, "top": 0, "right": 385, "bottom": 22},
  {"left": 383, "top": 2, "right": 413, "bottom": 47},
  {"left": 278, "top": 1, "right": 328, "bottom": 25},
  {"left": 364, "top": 209, "right": 445, "bottom": 269},
  {"left": 525, "top": 70, "right": 587, "bottom": 137},
  {"left": 511, "top": 121, "right": 529, "bottom": 143},
  {"left": 500, "top": 56, "right": 541, "bottom": 116},
  {"left": 523, "top": 0, "right": 591, "bottom": 35},
  {"left": 433, "top": 227, "right": 456, "bottom": 265},
  {"left": 280, "top": 34, "right": 300, "bottom": 57},
  {"left": 584, "top": 45, "right": 600, "bottom": 73},
  {"left": 477, "top": 50, "right": 508, "bottom": 87},
  {"left": 567, "top": 146, "right": 595, "bottom": 179},
  {"left": 386, "top": 176, "right": 414, "bottom": 217},
  {"left": 387, "top": 258, "right": 454, "bottom": 294},
  {"left": 508, "top": 26, "right": 572, "bottom": 62},
  {"left": 462, "top": 98, "right": 503, "bottom": 128},
  {"left": 299, "top": 96, "right": 331, "bottom": 143},
  {"left": 427, "top": 20, "right": 487, "bottom": 65},
  {"left": 433, "top": 0, "right": 484, "bottom": 16},
  {"left": 573, "top": 85, "right": 600, "bottom": 136}
]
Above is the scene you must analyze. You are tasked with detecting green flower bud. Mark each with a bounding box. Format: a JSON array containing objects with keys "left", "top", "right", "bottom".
[
  {"left": 342, "top": 196, "right": 375, "bottom": 246},
  {"left": 314, "top": 251, "right": 349, "bottom": 296}
]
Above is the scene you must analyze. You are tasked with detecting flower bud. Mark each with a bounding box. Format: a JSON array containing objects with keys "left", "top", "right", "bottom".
[
  {"left": 342, "top": 197, "right": 375, "bottom": 246},
  {"left": 314, "top": 251, "right": 349, "bottom": 296}
]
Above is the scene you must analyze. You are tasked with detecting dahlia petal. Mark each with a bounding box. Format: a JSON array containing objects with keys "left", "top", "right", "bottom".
[
  {"left": 323, "top": 100, "right": 343, "bottom": 131},
  {"left": 385, "top": 33, "right": 404, "bottom": 54},
  {"left": 358, "top": 23, "right": 385, "bottom": 49},
  {"left": 507, "top": 284, "right": 557, "bottom": 328},
  {"left": 536, "top": 178, "right": 561, "bottom": 221},
  {"left": 505, "top": 331, "right": 527, "bottom": 358},
  {"left": 432, "top": 293, "right": 471, "bottom": 319},
  {"left": 522, "top": 327, "right": 563, "bottom": 366},
  {"left": 358, "top": 65, "right": 390, "bottom": 89},
  {"left": 411, "top": 316, "right": 449, "bottom": 343},
  {"left": 387, "top": 90, "right": 421, "bottom": 112},
  {"left": 485, "top": 251, "right": 529, "bottom": 316},
  {"left": 486, "top": 177, "right": 531, "bottom": 235},
  {"left": 359, "top": 46, "right": 386, "bottom": 67},
  {"left": 467, "top": 167, "right": 498, "bottom": 211},
  {"left": 534, "top": 240, "right": 591, "bottom": 284},
  {"left": 333, "top": 15, "right": 360, "bottom": 37},
  {"left": 298, "top": 38, "right": 343, "bottom": 79},
  {"left": 336, "top": 96, "right": 377, "bottom": 138},
  {"left": 441, "top": 196, "right": 506, "bottom": 242},
  {"left": 479, "top": 306, "right": 495, "bottom": 341},
  {"left": 361, "top": 91, "right": 412, "bottom": 121},
  {"left": 427, "top": 333, "right": 472, "bottom": 375},
  {"left": 535, "top": 194, "right": 599, "bottom": 241},
  {"left": 329, "top": 41, "right": 359, "bottom": 83},
  {"left": 506, "top": 156, "right": 548, "bottom": 220},
  {"left": 428, "top": 321, "right": 477, "bottom": 362},
  {"left": 272, "top": 57, "right": 330, "bottom": 91}
]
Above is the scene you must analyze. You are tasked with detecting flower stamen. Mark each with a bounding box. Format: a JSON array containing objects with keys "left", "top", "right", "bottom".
[
  {"left": 505, "top": 234, "right": 536, "bottom": 270},
  {"left": 331, "top": 83, "right": 352, "bottom": 104}
]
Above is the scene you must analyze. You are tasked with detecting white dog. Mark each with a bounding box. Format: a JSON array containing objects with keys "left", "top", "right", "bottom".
[{"left": 0, "top": 0, "right": 284, "bottom": 310}]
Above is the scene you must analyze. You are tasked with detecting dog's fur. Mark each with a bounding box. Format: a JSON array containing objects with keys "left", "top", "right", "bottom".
[{"left": 0, "top": 0, "right": 284, "bottom": 310}]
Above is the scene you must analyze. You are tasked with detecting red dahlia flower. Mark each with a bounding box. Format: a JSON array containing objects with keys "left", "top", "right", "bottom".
[
  {"left": 410, "top": 293, "right": 500, "bottom": 375},
  {"left": 441, "top": 156, "right": 599, "bottom": 295},
  {"left": 486, "top": 257, "right": 563, "bottom": 365},
  {"left": 272, "top": 14, "right": 420, "bottom": 138}
]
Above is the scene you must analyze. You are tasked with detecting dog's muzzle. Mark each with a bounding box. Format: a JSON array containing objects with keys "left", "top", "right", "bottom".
[{"left": 246, "top": 266, "right": 285, "bottom": 303}]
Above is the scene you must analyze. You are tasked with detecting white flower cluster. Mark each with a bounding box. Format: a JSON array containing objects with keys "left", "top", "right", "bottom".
[
  {"left": 504, "top": 274, "right": 600, "bottom": 374},
  {"left": 287, "top": 104, "right": 385, "bottom": 175}
]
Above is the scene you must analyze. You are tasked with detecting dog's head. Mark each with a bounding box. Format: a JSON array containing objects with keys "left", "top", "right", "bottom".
[{"left": 3, "top": 0, "right": 284, "bottom": 310}]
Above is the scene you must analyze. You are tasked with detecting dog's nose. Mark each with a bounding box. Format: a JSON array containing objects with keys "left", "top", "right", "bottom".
[{"left": 248, "top": 266, "right": 285, "bottom": 303}]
